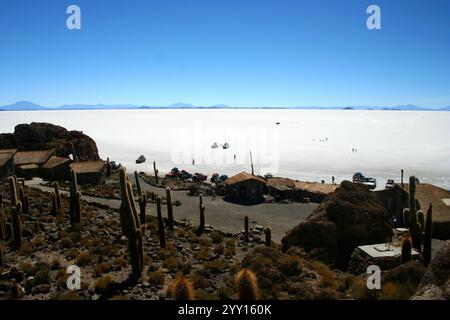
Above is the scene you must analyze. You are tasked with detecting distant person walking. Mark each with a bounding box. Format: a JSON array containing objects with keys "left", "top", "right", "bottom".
[{"left": 332, "top": 176, "right": 335, "bottom": 184}]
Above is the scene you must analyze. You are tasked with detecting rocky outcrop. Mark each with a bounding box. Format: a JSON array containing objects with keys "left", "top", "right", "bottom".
[
  {"left": 281, "top": 181, "right": 393, "bottom": 270},
  {"left": 411, "top": 241, "right": 450, "bottom": 300},
  {"left": 0, "top": 123, "right": 99, "bottom": 161}
]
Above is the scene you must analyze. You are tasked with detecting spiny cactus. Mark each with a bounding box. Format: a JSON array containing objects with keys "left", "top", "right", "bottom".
[
  {"left": 153, "top": 161, "right": 159, "bottom": 184},
  {"left": 198, "top": 205, "right": 205, "bottom": 235},
  {"left": 119, "top": 168, "right": 144, "bottom": 277},
  {"left": 199, "top": 194, "right": 203, "bottom": 211},
  {"left": 54, "top": 182, "right": 62, "bottom": 211},
  {"left": 18, "top": 187, "right": 29, "bottom": 214},
  {"left": 166, "top": 187, "right": 174, "bottom": 232},
  {"left": 156, "top": 197, "right": 166, "bottom": 248},
  {"left": 408, "top": 176, "right": 421, "bottom": 251},
  {"left": 401, "top": 236, "right": 412, "bottom": 264},
  {"left": 0, "top": 193, "right": 6, "bottom": 241},
  {"left": 11, "top": 202, "right": 23, "bottom": 250},
  {"left": 236, "top": 268, "right": 259, "bottom": 300},
  {"left": 8, "top": 176, "right": 18, "bottom": 206},
  {"left": 134, "top": 171, "right": 142, "bottom": 196},
  {"left": 423, "top": 204, "right": 433, "bottom": 267},
  {"left": 69, "top": 169, "right": 81, "bottom": 225},
  {"left": 244, "top": 216, "right": 249, "bottom": 243},
  {"left": 265, "top": 227, "right": 271, "bottom": 247},
  {"left": 50, "top": 193, "right": 58, "bottom": 217},
  {"left": 170, "top": 274, "right": 195, "bottom": 300},
  {"left": 138, "top": 193, "right": 147, "bottom": 225}
]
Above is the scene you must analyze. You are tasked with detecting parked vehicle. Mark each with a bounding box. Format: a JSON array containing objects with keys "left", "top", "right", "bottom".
[
  {"left": 135, "top": 155, "right": 146, "bottom": 164},
  {"left": 219, "top": 175, "right": 228, "bottom": 182},
  {"left": 211, "top": 142, "right": 219, "bottom": 149},
  {"left": 352, "top": 172, "right": 377, "bottom": 190},
  {"left": 210, "top": 173, "right": 220, "bottom": 183},
  {"left": 165, "top": 167, "right": 180, "bottom": 178},
  {"left": 385, "top": 179, "right": 395, "bottom": 189},
  {"left": 264, "top": 173, "right": 274, "bottom": 179},
  {"left": 221, "top": 142, "right": 230, "bottom": 149},
  {"left": 193, "top": 173, "right": 207, "bottom": 182},
  {"left": 179, "top": 170, "right": 192, "bottom": 180}
]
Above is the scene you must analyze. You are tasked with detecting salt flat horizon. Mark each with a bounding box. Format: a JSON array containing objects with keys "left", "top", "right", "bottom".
[{"left": 1, "top": 109, "right": 449, "bottom": 190}]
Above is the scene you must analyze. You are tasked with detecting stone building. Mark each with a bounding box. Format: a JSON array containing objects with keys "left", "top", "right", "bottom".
[
  {"left": 70, "top": 161, "right": 106, "bottom": 185},
  {"left": 224, "top": 172, "right": 267, "bottom": 204}
]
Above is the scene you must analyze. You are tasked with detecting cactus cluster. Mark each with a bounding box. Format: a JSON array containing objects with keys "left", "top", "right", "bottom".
[
  {"left": 119, "top": 168, "right": 144, "bottom": 277},
  {"left": 166, "top": 188, "right": 174, "bottom": 232},
  {"left": 236, "top": 268, "right": 259, "bottom": 300},
  {"left": 69, "top": 169, "right": 81, "bottom": 225},
  {"left": 156, "top": 197, "right": 167, "bottom": 248}
]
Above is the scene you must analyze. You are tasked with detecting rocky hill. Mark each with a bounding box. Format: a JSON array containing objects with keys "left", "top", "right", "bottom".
[{"left": 0, "top": 123, "right": 99, "bottom": 161}]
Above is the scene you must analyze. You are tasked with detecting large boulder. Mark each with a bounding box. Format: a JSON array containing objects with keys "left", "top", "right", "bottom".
[
  {"left": 0, "top": 123, "right": 99, "bottom": 161},
  {"left": 282, "top": 181, "right": 393, "bottom": 270},
  {"left": 411, "top": 241, "right": 450, "bottom": 300}
]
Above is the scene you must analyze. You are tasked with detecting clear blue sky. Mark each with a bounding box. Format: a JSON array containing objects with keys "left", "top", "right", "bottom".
[{"left": 0, "top": 0, "right": 449, "bottom": 108}]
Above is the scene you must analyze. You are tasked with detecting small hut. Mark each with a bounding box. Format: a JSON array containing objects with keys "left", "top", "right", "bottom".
[
  {"left": 42, "top": 156, "right": 72, "bottom": 181},
  {"left": 69, "top": 161, "right": 106, "bottom": 185},
  {"left": 224, "top": 172, "right": 267, "bottom": 204},
  {"left": 0, "top": 149, "right": 17, "bottom": 180}
]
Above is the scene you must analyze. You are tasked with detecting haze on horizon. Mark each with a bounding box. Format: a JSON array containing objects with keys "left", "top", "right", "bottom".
[{"left": 0, "top": 0, "right": 450, "bottom": 109}]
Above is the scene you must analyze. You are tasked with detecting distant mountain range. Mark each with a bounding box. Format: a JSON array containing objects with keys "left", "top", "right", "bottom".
[{"left": 0, "top": 101, "right": 449, "bottom": 112}]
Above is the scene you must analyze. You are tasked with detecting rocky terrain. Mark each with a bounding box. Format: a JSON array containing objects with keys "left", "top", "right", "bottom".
[
  {"left": 0, "top": 122, "right": 99, "bottom": 161},
  {"left": 0, "top": 177, "right": 448, "bottom": 300}
]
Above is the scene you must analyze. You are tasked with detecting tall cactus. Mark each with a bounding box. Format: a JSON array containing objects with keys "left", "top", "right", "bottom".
[
  {"left": 54, "top": 182, "right": 62, "bottom": 211},
  {"left": 119, "top": 168, "right": 144, "bottom": 277},
  {"left": 134, "top": 171, "right": 142, "bottom": 196},
  {"left": 244, "top": 216, "right": 249, "bottom": 243},
  {"left": 408, "top": 176, "right": 421, "bottom": 251},
  {"left": 69, "top": 169, "right": 81, "bottom": 225},
  {"left": 19, "top": 187, "right": 29, "bottom": 214},
  {"left": 0, "top": 193, "right": 7, "bottom": 241},
  {"left": 11, "top": 202, "right": 23, "bottom": 250},
  {"left": 265, "top": 227, "right": 271, "bottom": 247},
  {"left": 8, "top": 176, "right": 18, "bottom": 206},
  {"left": 198, "top": 205, "right": 205, "bottom": 235},
  {"left": 50, "top": 193, "right": 58, "bottom": 217},
  {"left": 400, "top": 236, "right": 412, "bottom": 264},
  {"left": 166, "top": 188, "right": 174, "bottom": 232},
  {"left": 236, "top": 268, "right": 259, "bottom": 300},
  {"left": 423, "top": 204, "right": 433, "bottom": 267},
  {"left": 138, "top": 193, "right": 147, "bottom": 225},
  {"left": 156, "top": 197, "right": 166, "bottom": 248},
  {"left": 153, "top": 161, "right": 158, "bottom": 185},
  {"left": 199, "top": 194, "right": 203, "bottom": 211}
]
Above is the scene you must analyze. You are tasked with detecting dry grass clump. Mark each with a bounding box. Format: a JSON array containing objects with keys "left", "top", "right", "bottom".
[
  {"left": 93, "top": 262, "right": 112, "bottom": 277},
  {"left": 76, "top": 251, "right": 93, "bottom": 266},
  {"left": 193, "top": 248, "right": 209, "bottom": 261},
  {"left": 311, "top": 260, "right": 339, "bottom": 289},
  {"left": 148, "top": 271, "right": 165, "bottom": 286}
]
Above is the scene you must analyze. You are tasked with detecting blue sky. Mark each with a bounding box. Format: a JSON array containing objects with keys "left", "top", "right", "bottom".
[{"left": 0, "top": 0, "right": 449, "bottom": 108}]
